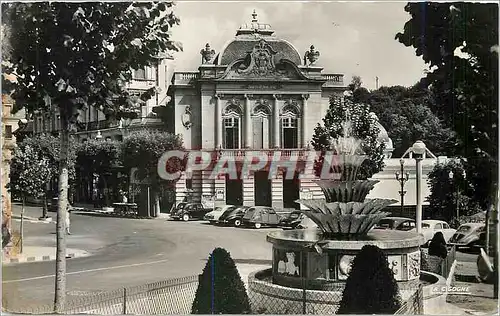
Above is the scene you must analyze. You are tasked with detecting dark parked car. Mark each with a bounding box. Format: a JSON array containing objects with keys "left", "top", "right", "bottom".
[
  {"left": 449, "top": 223, "right": 485, "bottom": 248},
  {"left": 170, "top": 203, "right": 212, "bottom": 221},
  {"left": 374, "top": 217, "right": 416, "bottom": 231},
  {"left": 171, "top": 202, "right": 187, "bottom": 215},
  {"left": 219, "top": 206, "right": 249, "bottom": 227},
  {"left": 279, "top": 211, "right": 305, "bottom": 230},
  {"left": 241, "top": 206, "right": 284, "bottom": 229}
]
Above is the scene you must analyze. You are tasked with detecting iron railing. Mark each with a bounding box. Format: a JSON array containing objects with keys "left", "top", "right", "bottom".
[{"left": 5, "top": 274, "right": 424, "bottom": 315}]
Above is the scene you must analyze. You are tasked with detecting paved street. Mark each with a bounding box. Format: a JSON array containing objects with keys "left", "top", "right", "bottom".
[
  {"left": 2, "top": 204, "right": 489, "bottom": 313},
  {"left": 2, "top": 204, "right": 274, "bottom": 311}
]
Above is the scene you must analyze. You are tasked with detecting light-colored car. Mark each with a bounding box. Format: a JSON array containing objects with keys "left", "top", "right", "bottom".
[
  {"left": 414, "top": 220, "right": 456, "bottom": 245},
  {"left": 204, "top": 205, "right": 236, "bottom": 224},
  {"left": 374, "top": 217, "right": 416, "bottom": 231},
  {"left": 449, "top": 223, "right": 485, "bottom": 248}
]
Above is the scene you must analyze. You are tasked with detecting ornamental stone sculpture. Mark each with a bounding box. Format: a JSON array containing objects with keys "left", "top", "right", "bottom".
[
  {"left": 200, "top": 43, "right": 216, "bottom": 64},
  {"left": 304, "top": 45, "right": 320, "bottom": 66}
]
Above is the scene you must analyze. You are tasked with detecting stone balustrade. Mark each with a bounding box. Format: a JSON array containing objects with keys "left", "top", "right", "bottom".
[{"left": 172, "top": 72, "right": 200, "bottom": 85}]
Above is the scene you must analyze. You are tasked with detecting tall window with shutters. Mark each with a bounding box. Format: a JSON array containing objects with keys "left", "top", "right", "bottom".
[
  {"left": 252, "top": 102, "right": 271, "bottom": 149},
  {"left": 280, "top": 101, "right": 300, "bottom": 148},
  {"left": 223, "top": 117, "right": 240, "bottom": 149},
  {"left": 281, "top": 117, "right": 298, "bottom": 148}
]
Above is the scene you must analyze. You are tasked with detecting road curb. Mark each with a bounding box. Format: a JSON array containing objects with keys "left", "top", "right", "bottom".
[{"left": 3, "top": 250, "right": 90, "bottom": 265}]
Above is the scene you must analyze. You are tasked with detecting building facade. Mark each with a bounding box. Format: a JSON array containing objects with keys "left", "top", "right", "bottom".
[
  {"left": 168, "top": 12, "right": 395, "bottom": 209},
  {"left": 2, "top": 94, "right": 26, "bottom": 233},
  {"left": 17, "top": 59, "right": 173, "bottom": 142}
]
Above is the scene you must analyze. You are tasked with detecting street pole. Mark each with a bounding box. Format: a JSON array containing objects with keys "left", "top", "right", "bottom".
[
  {"left": 415, "top": 156, "right": 423, "bottom": 234},
  {"left": 147, "top": 186, "right": 151, "bottom": 218},
  {"left": 395, "top": 159, "right": 409, "bottom": 217},
  {"left": 20, "top": 197, "right": 24, "bottom": 254}
]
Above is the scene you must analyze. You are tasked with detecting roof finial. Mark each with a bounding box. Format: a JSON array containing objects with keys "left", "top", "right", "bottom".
[{"left": 251, "top": 9, "right": 258, "bottom": 22}]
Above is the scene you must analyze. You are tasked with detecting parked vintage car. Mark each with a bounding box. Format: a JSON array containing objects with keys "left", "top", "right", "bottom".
[
  {"left": 374, "top": 217, "right": 416, "bottom": 231},
  {"left": 219, "top": 206, "right": 250, "bottom": 227},
  {"left": 279, "top": 211, "right": 305, "bottom": 230},
  {"left": 449, "top": 223, "right": 485, "bottom": 248},
  {"left": 171, "top": 202, "right": 187, "bottom": 216},
  {"left": 204, "top": 205, "right": 236, "bottom": 224},
  {"left": 413, "top": 219, "right": 456, "bottom": 245},
  {"left": 170, "top": 203, "right": 212, "bottom": 221},
  {"left": 241, "top": 206, "right": 286, "bottom": 229}
]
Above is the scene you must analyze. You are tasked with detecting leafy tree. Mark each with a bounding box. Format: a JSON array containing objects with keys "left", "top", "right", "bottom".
[
  {"left": 396, "top": 3, "right": 498, "bottom": 296},
  {"left": 347, "top": 75, "right": 370, "bottom": 104},
  {"left": 426, "top": 159, "right": 481, "bottom": 224},
  {"left": 8, "top": 144, "right": 51, "bottom": 203},
  {"left": 8, "top": 144, "right": 51, "bottom": 250},
  {"left": 395, "top": 2, "right": 498, "bottom": 213},
  {"left": 338, "top": 245, "right": 402, "bottom": 314},
  {"left": 10, "top": 134, "right": 76, "bottom": 217},
  {"left": 17, "top": 134, "right": 77, "bottom": 189},
  {"left": 121, "top": 130, "right": 184, "bottom": 216},
  {"left": 76, "top": 140, "right": 121, "bottom": 207},
  {"left": 1, "top": 2, "right": 182, "bottom": 311},
  {"left": 312, "top": 96, "right": 385, "bottom": 180},
  {"left": 368, "top": 85, "right": 457, "bottom": 157},
  {"left": 192, "top": 247, "right": 251, "bottom": 314}
]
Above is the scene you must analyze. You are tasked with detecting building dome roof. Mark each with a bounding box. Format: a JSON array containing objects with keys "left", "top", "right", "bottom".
[{"left": 218, "top": 10, "right": 302, "bottom": 66}]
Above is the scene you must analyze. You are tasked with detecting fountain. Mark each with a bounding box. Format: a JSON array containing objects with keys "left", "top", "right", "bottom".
[{"left": 248, "top": 121, "right": 430, "bottom": 314}]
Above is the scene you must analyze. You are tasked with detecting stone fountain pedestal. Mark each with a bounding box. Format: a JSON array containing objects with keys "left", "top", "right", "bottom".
[{"left": 248, "top": 229, "right": 425, "bottom": 314}]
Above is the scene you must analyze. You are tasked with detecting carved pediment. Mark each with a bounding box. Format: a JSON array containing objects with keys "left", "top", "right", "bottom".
[{"left": 220, "top": 39, "right": 307, "bottom": 80}]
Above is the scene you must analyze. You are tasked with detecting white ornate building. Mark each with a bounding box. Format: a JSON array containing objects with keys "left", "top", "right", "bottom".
[{"left": 168, "top": 12, "right": 400, "bottom": 209}]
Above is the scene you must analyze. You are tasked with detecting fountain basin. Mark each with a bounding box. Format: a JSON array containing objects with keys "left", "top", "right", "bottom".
[
  {"left": 267, "top": 229, "right": 424, "bottom": 290},
  {"left": 248, "top": 269, "right": 445, "bottom": 315}
]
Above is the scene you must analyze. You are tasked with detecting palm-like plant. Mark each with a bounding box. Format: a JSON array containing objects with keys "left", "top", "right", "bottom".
[{"left": 296, "top": 199, "right": 396, "bottom": 236}]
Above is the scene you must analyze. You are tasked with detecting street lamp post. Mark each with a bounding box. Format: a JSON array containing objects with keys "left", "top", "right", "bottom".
[
  {"left": 448, "top": 169, "right": 466, "bottom": 220},
  {"left": 401, "top": 140, "right": 436, "bottom": 234},
  {"left": 395, "top": 159, "right": 410, "bottom": 217}
]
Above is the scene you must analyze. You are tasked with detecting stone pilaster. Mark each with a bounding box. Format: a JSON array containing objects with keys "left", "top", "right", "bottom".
[
  {"left": 215, "top": 94, "right": 223, "bottom": 149},
  {"left": 201, "top": 170, "right": 214, "bottom": 197},
  {"left": 191, "top": 170, "right": 202, "bottom": 202},
  {"left": 271, "top": 172, "right": 284, "bottom": 209},
  {"left": 214, "top": 176, "right": 226, "bottom": 207},
  {"left": 301, "top": 94, "right": 309, "bottom": 148},
  {"left": 243, "top": 175, "right": 255, "bottom": 206},
  {"left": 273, "top": 94, "right": 280, "bottom": 148},
  {"left": 175, "top": 172, "right": 187, "bottom": 205},
  {"left": 244, "top": 94, "right": 252, "bottom": 148}
]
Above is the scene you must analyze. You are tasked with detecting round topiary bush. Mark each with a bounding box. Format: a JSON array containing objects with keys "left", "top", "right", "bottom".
[
  {"left": 191, "top": 247, "right": 251, "bottom": 314},
  {"left": 337, "top": 245, "right": 402, "bottom": 314}
]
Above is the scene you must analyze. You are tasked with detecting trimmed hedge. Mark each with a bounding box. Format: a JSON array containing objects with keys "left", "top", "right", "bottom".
[
  {"left": 192, "top": 247, "right": 251, "bottom": 314},
  {"left": 338, "top": 245, "right": 402, "bottom": 314}
]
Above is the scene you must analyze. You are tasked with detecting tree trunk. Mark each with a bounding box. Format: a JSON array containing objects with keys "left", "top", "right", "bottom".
[
  {"left": 42, "top": 186, "right": 48, "bottom": 219},
  {"left": 490, "top": 187, "right": 498, "bottom": 299},
  {"left": 54, "top": 126, "right": 70, "bottom": 313},
  {"left": 154, "top": 192, "right": 160, "bottom": 217},
  {"left": 103, "top": 176, "right": 109, "bottom": 207},
  {"left": 20, "top": 197, "right": 24, "bottom": 254}
]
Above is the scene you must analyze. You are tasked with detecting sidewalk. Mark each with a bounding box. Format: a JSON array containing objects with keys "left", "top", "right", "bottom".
[
  {"left": 2, "top": 246, "right": 90, "bottom": 264},
  {"left": 448, "top": 256, "right": 498, "bottom": 315}
]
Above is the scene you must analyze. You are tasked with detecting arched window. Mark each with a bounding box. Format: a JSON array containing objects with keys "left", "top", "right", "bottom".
[
  {"left": 223, "top": 102, "right": 242, "bottom": 149},
  {"left": 280, "top": 101, "right": 300, "bottom": 148},
  {"left": 252, "top": 100, "right": 272, "bottom": 149}
]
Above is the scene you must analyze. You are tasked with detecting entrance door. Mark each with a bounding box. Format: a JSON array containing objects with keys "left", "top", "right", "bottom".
[
  {"left": 253, "top": 116, "right": 269, "bottom": 149},
  {"left": 226, "top": 175, "right": 243, "bottom": 206},
  {"left": 254, "top": 171, "right": 272, "bottom": 206},
  {"left": 283, "top": 176, "right": 300, "bottom": 209}
]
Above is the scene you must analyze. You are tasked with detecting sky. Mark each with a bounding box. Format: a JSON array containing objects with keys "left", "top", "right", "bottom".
[{"left": 167, "top": 1, "right": 428, "bottom": 90}]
